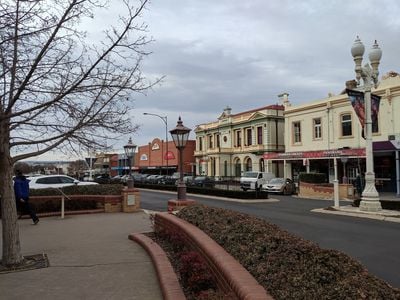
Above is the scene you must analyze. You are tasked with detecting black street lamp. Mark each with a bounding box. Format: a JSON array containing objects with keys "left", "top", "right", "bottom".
[
  {"left": 124, "top": 137, "right": 137, "bottom": 189},
  {"left": 170, "top": 117, "right": 191, "bottom": 200}
]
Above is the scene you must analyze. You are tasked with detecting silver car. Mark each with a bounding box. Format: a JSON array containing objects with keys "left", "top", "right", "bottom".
[{"left": 264, "top": 178, "right": 296, "bottom": 195}]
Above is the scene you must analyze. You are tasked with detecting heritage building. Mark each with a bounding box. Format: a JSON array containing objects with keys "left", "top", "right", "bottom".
[
  {"left": 264, "top": 72, "right": 400, "bottom": 195},
  {"left": 194, "top": 102, "right": 285, "bottom": 178}
]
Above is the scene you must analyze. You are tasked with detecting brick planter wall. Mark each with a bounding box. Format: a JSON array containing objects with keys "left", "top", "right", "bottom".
[
  {"left": 154, "top": 212, "right": 273, "bottom": 300},
  {"left": 298, "top": 182, "right": 355, "bottom": 200}
]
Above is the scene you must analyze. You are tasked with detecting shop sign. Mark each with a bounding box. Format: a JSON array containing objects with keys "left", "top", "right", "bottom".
[
  {"left": 152, "top": 143, "right": 160, "bottom": 150},
  {"left": 165, "top": 151, "right": 175, "bottom": 160},
  {"left": 263, "top": 148, "right": 366, "bottom": 160},
  {"left": 140, "top": 154, "right": 148, "bottom": 161}
]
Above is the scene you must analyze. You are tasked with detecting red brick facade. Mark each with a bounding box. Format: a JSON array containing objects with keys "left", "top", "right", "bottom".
[{"left": 138, "top": 138, "right": 195, "bottom": 174}]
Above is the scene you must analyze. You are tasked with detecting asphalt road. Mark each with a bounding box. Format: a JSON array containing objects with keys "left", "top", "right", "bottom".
[{"left": 139, "top": 189, "right": 400, "bottom": 288}]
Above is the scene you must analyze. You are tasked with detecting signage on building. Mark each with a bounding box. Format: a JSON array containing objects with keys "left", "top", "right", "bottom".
[
  {"left": 152, "top": 143, "right": 160, "bottom": 150},
  {"left": 140, "top": 154, "right": 148, "bottom": 161},
  {"left": 263, "top": 148, "right": 366, "bottom": 160},
  {"left": 165, "top": 151, "right": 175, "bottom": 160}
]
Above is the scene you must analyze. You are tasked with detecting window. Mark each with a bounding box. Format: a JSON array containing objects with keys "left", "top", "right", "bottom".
[
  {"left": 293, "top": 121, "right": 301, "bottom": 143},
  {"left": 246, "top": 128, "right": 252, "bottom": 146},
  {"left": 313, "top": 118, "right": 322, "bottom": 139},
  {"left": 257, "top": 126, "right": 263, "bottom": 144},
  {"left": 59, "top": 176, "right": 75, "bottom": 184},
  {"left": 198, "top": 137, "right": 203, "bottom": 151},
  {"left": 216, "top": 134, "right": 220, "bottom": 148},
  {"left": 341, "top": 114, "right": 352, "bottom": 136},
  {"left": 208, "top": 135, "right": 213, "bottom": 149},
  {"left": 235, "top": 130, "right": 242, "bottom": 147}
]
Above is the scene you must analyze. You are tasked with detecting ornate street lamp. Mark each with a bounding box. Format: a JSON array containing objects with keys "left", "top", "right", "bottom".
[
  {"left": 124, "top": 137, "right": 137, "bottom": 189},
  {"left": 170, "top": 117, "right": 191, "bottom": 200},
  {"left": 351, "top": 36, "right": 382, "bottom": 211}
]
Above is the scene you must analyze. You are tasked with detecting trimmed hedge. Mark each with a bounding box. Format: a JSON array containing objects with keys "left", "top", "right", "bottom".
[
  {"left": 299, "top": 172, "right": 326, "bottom": 184},
  {"left": 134, "top": 182, "right": 269, "bottom": 199},
  {"left": 30, "top": 184, "right": 124, "bottom": 196},
  {"left": 177, "top": 205, "right": 400, "bottom": 300}
]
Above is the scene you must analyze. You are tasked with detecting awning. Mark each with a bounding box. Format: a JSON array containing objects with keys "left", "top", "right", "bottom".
[{"left": 373, "top": 141, "right": 397, "bottom": 151}]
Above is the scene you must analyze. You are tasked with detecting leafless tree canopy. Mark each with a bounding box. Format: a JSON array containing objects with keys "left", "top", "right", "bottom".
[
  {"left": 0, "top": 0, "right": 155, "bottom": 163},
  {"left": 0, "top": 0, "right": 157, "bottom": 266}
]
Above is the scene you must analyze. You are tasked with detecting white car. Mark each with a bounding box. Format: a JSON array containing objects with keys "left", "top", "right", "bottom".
[{"left": 28, "top": 175, "right": 99, "bottom": 189}]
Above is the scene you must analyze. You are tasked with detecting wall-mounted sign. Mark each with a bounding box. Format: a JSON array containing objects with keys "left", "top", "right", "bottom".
[
  {"left": 140, "top": 154, "right": 148, "bottom": 161},
  {"left": 165, "top": 151, "right": 175, "bottom": 160},
  {"left": 152, "top": 143, "right": 160, "bottom": 150}
]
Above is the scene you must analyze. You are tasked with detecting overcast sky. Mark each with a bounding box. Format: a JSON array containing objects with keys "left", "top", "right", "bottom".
[{"left": 36, "top": 0, "right": 400, "bottom": 161}]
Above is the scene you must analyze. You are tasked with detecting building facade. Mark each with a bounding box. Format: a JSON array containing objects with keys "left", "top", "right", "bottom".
[
  {"left": 264, "top": 71, "right": 400, "bottom": 194},
  {"left": 194, "top": 103, "right": 285, "bottom": 178},
  {"left": 137, "top": 138, "right": 196, "bottom": 175}
]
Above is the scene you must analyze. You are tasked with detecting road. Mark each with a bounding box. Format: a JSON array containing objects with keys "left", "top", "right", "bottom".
[{"left": 139, "top": 189, "right": 400, "bottom": 288}]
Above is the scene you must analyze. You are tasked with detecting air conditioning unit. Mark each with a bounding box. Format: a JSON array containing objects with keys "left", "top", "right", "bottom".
[{"left": 388, "top": 134, "right": 400, "bottom": 141}]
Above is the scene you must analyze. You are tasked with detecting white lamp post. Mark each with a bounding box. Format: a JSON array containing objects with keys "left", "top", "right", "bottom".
[
  {"left": 170, "top": 117, "right": 191, "bottom": 200},
  {"left": 124, "top": 137, "right": 137, "bottom": 189},
  {"left": 143, "top": 113, "right": 168, "bottom": 175},
  {"left": 351, "top": 36, "right": 382, "bottom": 211}
]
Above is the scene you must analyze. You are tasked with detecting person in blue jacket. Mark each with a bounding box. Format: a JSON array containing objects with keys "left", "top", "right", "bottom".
[{"left": 14, "top": 170, "right": 39, "bottom": 225}]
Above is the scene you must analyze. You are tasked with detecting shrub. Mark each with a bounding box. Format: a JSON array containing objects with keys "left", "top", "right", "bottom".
[
  {"left": 30, "top": 184, "right": 123, "bottom": 196},
  {"left": 177, "top": 205, "right": 400, "bottom": 300},
  {"left": 299, "top": 172, "right": 326, "bottom": 184}
]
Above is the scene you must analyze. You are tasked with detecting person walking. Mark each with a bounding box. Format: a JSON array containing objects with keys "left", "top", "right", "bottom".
[{"left": 14, "top": 170, "right": 39, "bottom": 225}]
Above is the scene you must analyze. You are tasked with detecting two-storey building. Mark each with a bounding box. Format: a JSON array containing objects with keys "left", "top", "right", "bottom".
[
  {"left": 264, "top": 71, "right": 400, "bottom": 194},
  {"left": 194, "top": 103, "right": 285, "bottom": 178}
]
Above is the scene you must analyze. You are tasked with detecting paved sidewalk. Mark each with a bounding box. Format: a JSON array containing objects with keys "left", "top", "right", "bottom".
[{"left": 0, "top": 212, "right": 163, "bottom": 300}]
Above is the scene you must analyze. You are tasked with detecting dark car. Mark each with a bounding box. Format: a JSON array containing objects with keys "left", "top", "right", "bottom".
[
  {"left": 159, "top": 176, "right": 177, "bottom": 185},
  {"left": 193, "top": 176, "right": 215, "bottom": 188}
]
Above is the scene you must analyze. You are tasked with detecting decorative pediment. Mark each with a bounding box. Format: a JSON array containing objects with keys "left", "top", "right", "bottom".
[{"left": 248, "top": 111, "right": 266, "bottom": 121}]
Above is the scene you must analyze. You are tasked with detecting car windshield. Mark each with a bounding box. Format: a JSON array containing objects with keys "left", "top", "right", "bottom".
[
  {"left": 243, "top": 172, "right": 258, "bottom": 178},
  {"left": 269, "top": 178, "right": 285, "bottom": 184}
]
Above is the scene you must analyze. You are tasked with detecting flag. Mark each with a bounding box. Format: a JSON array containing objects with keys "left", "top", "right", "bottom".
[
  {"left": 371, "top": 93, "right": 381, "bottom": 133},
  {"left": 346, "top": 89, "right": 381, "bottom": 139},
  {"left": 346, "top": 89, "right": 365, "bottom": 138}
]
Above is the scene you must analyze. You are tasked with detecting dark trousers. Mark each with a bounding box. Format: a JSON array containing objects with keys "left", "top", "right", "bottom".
[{"left": 17, "top": 198, "right": 38, "bottom": 222}]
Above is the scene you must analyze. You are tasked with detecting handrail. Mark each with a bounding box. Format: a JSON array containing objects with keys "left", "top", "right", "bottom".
[{"left": 56, "top": 188, "right": 72, "bottom": 219}]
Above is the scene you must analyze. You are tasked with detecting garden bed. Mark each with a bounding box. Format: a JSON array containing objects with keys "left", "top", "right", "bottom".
[{"left": 176, "top": 205, "right": 400, "bottom": 299}]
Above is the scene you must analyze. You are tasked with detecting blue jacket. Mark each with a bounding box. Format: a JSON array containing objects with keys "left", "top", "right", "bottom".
[{"left": 14, "top": 176, "right": 30, "bottom": 200}]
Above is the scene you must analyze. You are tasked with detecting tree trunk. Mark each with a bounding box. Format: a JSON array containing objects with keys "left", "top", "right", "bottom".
[{"left": 0, "top": 120, "right": 23, "bottom": 266}]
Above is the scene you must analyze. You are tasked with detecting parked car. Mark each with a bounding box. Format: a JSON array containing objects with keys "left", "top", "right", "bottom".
[
  {"left": 28, "top": 175, "right": 99, "bottom": 189},
  {"left": 264, "top": 178, "right": 296, "bottom": 195},
  {"left": 94, "top": 174, "right": 111, "bottom": 184},
  {"left": 193, "top": 176, "right": 215, "bottom": 188},
  {"left": 159, "top": 176, "right": 177, "bottom": 185}
]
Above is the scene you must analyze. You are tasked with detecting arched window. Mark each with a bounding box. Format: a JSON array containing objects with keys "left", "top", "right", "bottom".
[{"left": 245, "top": 157, "right": 252, "bottom": 172}]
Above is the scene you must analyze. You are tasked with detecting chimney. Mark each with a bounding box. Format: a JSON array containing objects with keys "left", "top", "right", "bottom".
[
  {"left": 223, "top": 106, "right": 232, "bottom": 116},
  {"left": 278, "top": 93, "right": 290, "bottom": 108},
  {"left": 345, "top": 80, "right": 357, "bottom": 90}
]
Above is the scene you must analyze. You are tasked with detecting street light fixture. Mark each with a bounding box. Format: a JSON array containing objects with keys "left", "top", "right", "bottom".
[
  {"left": 124, "top": 137, "right": 137, "bottom": 189},
  {"left": 351, "top": 36, "right": 382, "bottom": 211},
  {"left": 170, "top": 117, "right": 191, "bottom": 200},
  {"left": 143, "top": 112, "right": 169, "bottom": 175}
]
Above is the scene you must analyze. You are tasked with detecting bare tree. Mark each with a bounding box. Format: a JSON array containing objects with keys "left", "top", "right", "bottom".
[{"left": 0, "top": 0, "right": 157, "bottom": 266}]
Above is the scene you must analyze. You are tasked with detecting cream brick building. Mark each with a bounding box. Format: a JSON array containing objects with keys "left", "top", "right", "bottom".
[
  {"left": 194, "top": 103, "right": 285, "bottom": 178},
  {"left": 264, "top": 71, "right": 400, "bottom": 195}
]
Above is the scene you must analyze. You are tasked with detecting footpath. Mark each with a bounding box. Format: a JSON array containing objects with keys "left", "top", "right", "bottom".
[{"left": 0, "top": 212, "right": 163, "bottom": 300}]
